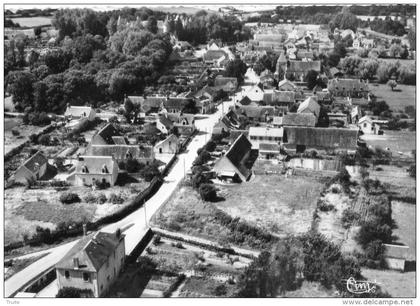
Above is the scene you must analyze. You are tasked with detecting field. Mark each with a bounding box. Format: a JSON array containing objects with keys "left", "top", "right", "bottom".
[
  {"left": 10, "top": 16, "right": 52, "bottom": 27},
  {"left": 4, "top": 182, "right": 148, "bottom": 245},
  {"left": 4, "top": 118, "right": 47, "bottom": 155},
  {"left": 362, "top": 269, "right": 415, "bottom": 298},
  {"left": 368, "top": 83, "right": 415, "bottom": 111},
  {"left": 215, "top": 174, "right": 325, "bottom": 236},
  {"left": 392, "top": 201, "right": 416, "bottom": 261},
  {"left": 361, "top": 130, "right": 415, "bottom": 156}
]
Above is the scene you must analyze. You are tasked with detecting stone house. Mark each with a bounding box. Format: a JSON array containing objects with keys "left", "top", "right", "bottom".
[
  {"left": 11, "top": 151, "right": 48, "bottom": 185},
  {"left": 73, "top": 156, "right": 119, "bottom": 187}
]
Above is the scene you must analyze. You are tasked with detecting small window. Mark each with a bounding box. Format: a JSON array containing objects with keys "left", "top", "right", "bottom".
[
  {"left": 83, "top": 272, "right": 90, "bottom": 282},
  {"left": 363, "top": 123, "right": 367, "bottom": 128},
  {"left": 65, "top": 271, "right": 70, "bottom": 279}
]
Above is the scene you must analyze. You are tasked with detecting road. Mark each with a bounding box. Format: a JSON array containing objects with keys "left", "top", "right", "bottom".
[{"left": 4, "top": 74, "right": 258, "bottom": 297}]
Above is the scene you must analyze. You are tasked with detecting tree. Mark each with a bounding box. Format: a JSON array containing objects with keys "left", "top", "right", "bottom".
[
  {"left": 340, "top": 55, "right": 363, "bottom": 76},
  {"left": 199, "top": 183, "right": 218, "bottom": 201},
  {"left": 140, "top": 163, "right": 160, "bottom": 182},
  {"left": 59, "top": 192, "right": 81, "bottom": 204},
  {"left": 56, "top": 287, "right": 93, "bottom": 298},
  {"left": 146, "top": 16, "right": 158, "bottom": 34},
  {"left": 408, "top": 164, "right": 416, "bottom": 178},
  {"left": 387, "top": 80, "right": 397, "bottom": 91},
  {"left": 407, "top": 28, "right": 415, "bottom": 51},
  {"left": 6, "top": 71, "right": 36, "bottom": 112},
  {"left": 389, "top": 44, "right": 403, "bottom": 58},
  {"left": 224, "top": 57, "right": 247, "bottom": 84},
  {"left": 305, "top": 70, "right": 319, "bottom": 90},
  {"left": 358, "top": 59, "right": 379, "bottom": 80}
]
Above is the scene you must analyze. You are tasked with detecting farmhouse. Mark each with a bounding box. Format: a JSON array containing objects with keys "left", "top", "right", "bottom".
[
  {"left": 214, "top": 76, "right": 238, "bottom": 91},
  {"left": 236, "top": 105, "right": 278, "bottom": 122},
  {"left": 55, "top": 230, "right": 125, "bottom": 297},
  {"left": 154, "top": 134, "right": 179, "bottom": 155},
  {"left": 263, "top": 90, "right": 296, "bottom": 110},
  {"left": 86, "top": 144, "right": 154, "bottom": 165},
  {"left": 327, "top": 78, "right": 369, "bottom": 98},
  {"left": 64, "top": 105, "right": 96, "bottom": 121},
  {"left": 249, "top": 126, "right": 283, "bottom": 147},
  {"left": 73, "top": 156, "right": 119, "bottom": 187},
  {"left": 11, "top": 151, "right": 48, "bottom": 185},
  {"left": 91, "top": 124, "right": 124, "bottom": 145},
  {"left": 358, "top": 115, "right": 382, "bottom": 135},
  {"left": 283, "top": 127, "right": 359, "bottom": 153},
  {"left": 213, "top": 133, "right": 253, "bottom": 182}
]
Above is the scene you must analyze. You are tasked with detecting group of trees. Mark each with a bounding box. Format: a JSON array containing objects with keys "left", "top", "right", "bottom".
[{"left": 168, "top": 11, "right": 252, "bottom": 45}]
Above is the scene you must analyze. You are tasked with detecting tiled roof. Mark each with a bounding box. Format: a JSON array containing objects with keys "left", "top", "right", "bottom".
[
  {"left": 263, "top": 90, "right": 296, "bottom": 105},
  {"left": 327, "top": 78, "right": 369, "bottom": 92},
  {"left": 249, "top": 126, "right": 283, "bottom": 138},
  {"left": 289, "top": 60, "right": 321, "bottom": 73},
  {"left": 203, "top": 50, "right": 228, "bottom": 61},
  {"left": 297, "top": 97, "right": 320, "bottom": 118},
  {"left": 214, "top": 76, "right": 238, "bottom": 88},
  {"left": 282, "top": 113, "right": 316, "bottom": 127},
  {"left": 237, "top": 106, "right": 277, "bottom": 119},
  {"left": 284, "top": 127, "right": 358, "bottom": 150},
  {"left": 96, "top": 123, "right": 122, "bottom": 145},
  {"left": 64, "top": 106, "right": 93, "bottom": 118},
  {"left": 21, "top": 151, "right": 48, "bottom": 174},
  {"left": 224, "top": 133, "right": 252, "bottom": 180},
  {"left": 56, "top": 232, "right": 124, "bottom": 272},
  {"left": 87, "top": 145, "right": 154, "bottom": 160}
]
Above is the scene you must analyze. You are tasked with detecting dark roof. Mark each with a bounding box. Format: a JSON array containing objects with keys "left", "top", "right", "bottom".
[
  {"left": 327, "top": 78, "right": 369, "bottom": 92},
  {"left": 96, "top": 124, "right": 122, "bottom": 145},
  {"left": 203, "top": 50, "right": 228, "bottom": 61},
  {"left": 263, "top": 90, "right": 296, "bottom": 105},
  {"left": 237, "top": 106, "right": 277, "bottom": 119},
  {"left": 214, "top": 76, "right": 238, "bottom": 88},
  {"left": 165, "top": 98, "right": 192, "bottom": 111},
  {"left": 56, "top": 232, "right": 124, "bottom": 272},
  {"left": 239, "top": 96, "right": 252, "bottom": 105},
  {"left": 224, "top": 133, "right": 252, "bottom": 180},
  {"left": 22, "top": 151, "right": 48, "bottom": 173},
  {"left": 158, "top": 115, "right": 174, "bottom": 129},
  {"left": 141, "top": 122, "right": 161, "bottom": 135},
  {"left": 282, "top": 113, "right": 316, "bottom": 127},
  {"left": 284, "top": 127, "right": 358, "bottom": 150}
]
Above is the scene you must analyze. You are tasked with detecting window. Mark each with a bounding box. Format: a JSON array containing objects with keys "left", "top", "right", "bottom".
[
  {"left": 83, "top": 272, "right": 90, "bottom": 282},
  {"left": 363, "top": 123, "right": 367, "bottom": 128},
  {"left": 65, "top": 271, "right": 70, "bottom": 279}
]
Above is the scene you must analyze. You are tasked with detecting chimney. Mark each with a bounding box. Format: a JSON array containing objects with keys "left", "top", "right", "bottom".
[
  {"left": 115, "top": 228, "right": 121, "bottom": 239},
  {"left": 73, "top": 257, "right": 80, "bottom": 269},
  {"left": 83, "top": 224, "right": 87, "bottom": 236}
]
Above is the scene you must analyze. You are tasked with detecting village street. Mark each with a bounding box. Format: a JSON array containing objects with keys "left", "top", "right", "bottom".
[{"left": 5, "top": 70, "right": 259, "bottom": 298}]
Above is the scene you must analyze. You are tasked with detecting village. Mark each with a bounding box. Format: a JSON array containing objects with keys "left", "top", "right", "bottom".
[{"left": 3, "top": 4, "right": 417, "bottom": 300}]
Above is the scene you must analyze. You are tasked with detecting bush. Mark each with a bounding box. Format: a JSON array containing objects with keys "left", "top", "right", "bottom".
[
  {"left": 408, "top": 164, "right": 415, "bottom": 178},
  {"left": 83, "top": 193, "right": 97, "bottom": 204},
  {"left": 108, "top": 193, "right": 125, "bottom": 204},
  {"left": 199, "top": 183, "right": 217, "bottom": 202},
  {"left": 56, "top": 287, "right": 93, "bottom": 298},
  {"left": 204, "top": 140, "right": 217, "bottom": 152},
  {"left": 341, "top": 208, "right": 361, "bottom": 229},
  {"left": 357, "top": 219, "right": 392, "bottom": 248},
  {"left": 11, "top": 129, "right": 20, "bottom": 136},
  {"left": 153, "top": 235, "right": 161, "bottom": 246},
  {"left": 140, "top": 164, "right": 160, "bottom": 182},
  {"left": 59, "top": 192, "right": 81, "bottom": 204},
  {"left": 96, "top": 193, "right": 107, "bottom": 204},
  {"left": 193, "top": 150, "right": 211, "bottom": 166},
  {"left": 95, "top": 179, "right": 110, "bottom": 190},
  {"left": 192, "top": 172, "right": 209, "bottom": 189},
  {"left": 213, "top": 284, "right": 227, "bottom": 296}
]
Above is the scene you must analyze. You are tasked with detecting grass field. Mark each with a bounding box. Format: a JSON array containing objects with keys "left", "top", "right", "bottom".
[
  {"left": 391, "top": 201, "right": 416, "bottom": 261},
  {"left": 361, "top": 130, "right": 415, "bottom": 156},
  {"left": 369, "top": 83, "right": 415, "bottom": 111},
  {"left": 215, "top": 175, "right": 325, "bottom": 236},
  {"left": 362, "top": 269, "right": 415, "bottom": 298},
  {"left": 10, "top": 16, "right": 52, "bottom": 27}
]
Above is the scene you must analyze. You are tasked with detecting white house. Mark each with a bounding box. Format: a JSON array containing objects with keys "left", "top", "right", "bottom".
[
  {"left": 297, "top": 97, "right": 321, "bottom": 119},
  {"left": 244, "top": 83, "right": 265, "bottom": 102},
  {"left": 55, "top": 230, "right": 125, "bottom": 297},
  {"left": 73, "top": 156, "right": 119, "bottom": 187},
  {"left": 248, "top": 126, "right": 284, "bottom": 148},
  {"left": 358, "top": 115, "right": 381, "bottom": 135},
  {"left": 154, "top": 134, "right": 179, "bottom": 155},
  {"left": 64, "top": 105, "right": 96, "bottom": 121}
]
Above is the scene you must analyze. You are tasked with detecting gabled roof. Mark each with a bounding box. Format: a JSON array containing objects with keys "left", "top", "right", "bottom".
[
  {"left": 239, "top": 96, "right": 252, "bottom": 106},
  {"left": 95, "top": 123, "right": 122, "bottom": 145},
  {"left": 263, "top": 90, "right": 296, "bottom": 105},
  {"left": 164, "top": 97, "right": 192, "bottom": 111},
  {"left": 237, "top": 105, "right": 277, "bottom": 119},
  {"left": 64, "top": 106, "right": 94, "bottom": 118},
  {"left": 284, "top": 127, "right": 358, "bottom": 150},
  {"left": 289, "top": 60, "right": 321, "bottom": 73},
  {"left": 18, "top": 151, "right": 48, "bottom": 174},
  {"left": 154, "top": 134, "right": 178, "bottom": 148},
  {"left": 214, "top": 76, "right": 238, "bottom": 88},
  {"left": 259, "top": 143, "right": 280, "bottom": 153},
  {"left": 203, "top": 50, "right": 228, "bottom": 61},
  {"left": 327, "top": 78, "right": 369, "bottom": 92},
  {"left": 75, "top": 156, "right": 117, "bottom": 175},
  {"left": 358, "top": 115, "right": 373, "bottom": 124},
  {"left": 158, "top": 115, "right": 174, "bottom": 129},
  {"left": 278, "top": 79, "right": 297, "bottom": 90},
  {"left": 111, "top": 136, "right": 128, "bottom": 145},
  {"left": 223, "top": 133, "right": 252, "bottom": 181},
  {"left": 297, "top": 97, "right": 320, "bottom": 118},
  {"left": 282, "top": 113, "right": 316, "bottom": 127},
  {"left": 56, "top": 231, "right": 124, "bottom": 272}
]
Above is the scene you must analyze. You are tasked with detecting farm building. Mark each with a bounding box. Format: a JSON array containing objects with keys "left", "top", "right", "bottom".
[
  {"left": 236, "top": 105, "right": 278, "bottom": 122},
  {"left": 55, "top": 230, "right": 125, "bottom": 297},
  {"left": 358, "top": 115, "right": 382, "bottom": 135},
  {"left": 327, "top": 78, "right": 369, "bottom": 98},
  {"left": 297, "top": 97, "right": 321, "bottom": 119},
  {"left": 283, "top": 127, "right": 359, "bottom": 153},
  {"left": 383, "top": 243, "right": 409, "bottom": 271},
  {"left": 91, "top": 124, "right": 125, "bottom": 145},
  {"left": 213, "top": 133, "right": 253, "bottom": 182},
  {"left": 153, "top": 134, "right": 179, "bottom": 155},
  {"left": 73, "top": 156, "right": 119, "bottom": 187},
  {"left": 249, "top": 126, "right": 284, "bottom": 148},
  {"left": 64, "top": 105, "right": 96, "bottom": 121},
  {"left": 11, "top": 151, "right": 48, "bottom": 185},
  {"left": 282, "top": 113, "right": 317, "bottom": 127}
]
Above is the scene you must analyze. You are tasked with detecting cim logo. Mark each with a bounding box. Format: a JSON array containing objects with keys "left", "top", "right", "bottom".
[{"left": 346, "top": 277, "right": 380, "bottom": 294}]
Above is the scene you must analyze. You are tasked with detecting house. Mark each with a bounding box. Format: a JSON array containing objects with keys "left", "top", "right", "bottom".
[
  {"left": 358, "top": 115, "right": 382, "bottom": 135},
  {"left": 236, "top": 105, "right": 277, "bottom": 122},
  {"left": 263, "top": 90, "right": 296, "bottom": 111},
  {"left": 91, "top": 124, "right": 124, "bottom": 145},
  {"left": 154, "top": 134, "right": 179, "bottom": 155},
  {"left": 297, "top": 97, "right": 321, "bottom": 119},
  {"left": 11, "top": 151, "right": 48, "bottom": 185},
  {"left": 383, "top": 244, "right": 409, "bottom": 271},
  {"left": 126, "top": 95, "right": 166, "bottom": 114},
  {"left": 214, "top": 76, "right": 238, "bottom": 92},
  {"left": 275, "top": 53, "right": 321, "bottom": 81},
  {"left": 244, "top": 83, "right": 265, "bottom": 101},
  {"left": 278, "top": 79, "right": 297, "bottom": 91},
  {"left": 249, "top": 126, "right": 283, "bottom": 148},
  {"left": 73, "top": 156, "right": 119, "bottom": 187},
  {"left": 156, "top": 115, "right": 174, "bottom": 134},
  {"left": 55, "top": 230, "right": 125, "bottom": 297},
  {"left": 213, "top": 134, "right": 253, "bottom": 182},
  {"left": 203, "top": 50, "right": 228, "bottom": 65},
  {"left": 283, "top": 127, "right": 359, "bottom": 153},
  {"left": 260, "top": 69, "right": 275, "bottom": 87},
  {"left": 213, "top": 110, "right": 241, "bottom": 135},
  {"left": 282, "top": 113, "right": 316, "bottom": 127},
  {"left": 86, "top": 145, "right": 154, "bottom": 165},
  {"left": 258, "top": 143, "right": 281, "bottom": 160},
  {"left": 327, "top": 78, "right": 369, "bottom": 98},
  {"left": 350, "top": 105, "right": 362, "bottom": 124},
  {"left": 64, "top": 105, "right": 96, "bottom": 122},
  {"left": 164, "top": 97, "right": 194, "bottom": 113},
  {"left": 167, "top": 113, "right": 196, "bottom": 136}
]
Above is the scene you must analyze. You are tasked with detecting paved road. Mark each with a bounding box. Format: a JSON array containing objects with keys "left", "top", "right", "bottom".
[{"left": 4, "top": 72, "right": 259, "bottom": 298}]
